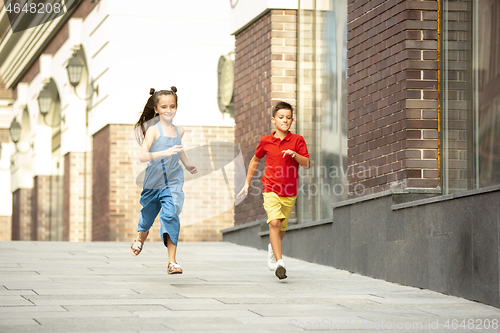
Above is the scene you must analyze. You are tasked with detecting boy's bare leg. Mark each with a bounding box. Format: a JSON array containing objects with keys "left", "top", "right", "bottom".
[{"left": 269, "top": 219, "right": 283, "bottom": 260}]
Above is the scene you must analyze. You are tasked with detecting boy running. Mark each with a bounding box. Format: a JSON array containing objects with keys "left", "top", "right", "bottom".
[{"left": 237, "top": 101, "right": 310, "bottom": 279}]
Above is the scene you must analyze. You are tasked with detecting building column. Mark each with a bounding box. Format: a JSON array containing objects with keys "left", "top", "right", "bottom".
[
  {"left": 63, "top": 152, "right": 85, "bottom": 242},
  {"left": 0, "top": 128, "right": 12, "bottom": 241},
  {"left": 12, "top": 188, "right": 32, "bottom": 240},
  {"left": 32, "top": 176, "right": 51, "bottom": 240},
  {"left": 347, "top": 0, "right": 439, "bottom": 197},
  {"left": 92, "top": 125, "right": 110, "bottom": 241}
]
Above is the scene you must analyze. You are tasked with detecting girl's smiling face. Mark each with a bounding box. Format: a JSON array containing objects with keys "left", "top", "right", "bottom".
[{"left": 154, "top": 95, "right": 177, "bottom": 120}]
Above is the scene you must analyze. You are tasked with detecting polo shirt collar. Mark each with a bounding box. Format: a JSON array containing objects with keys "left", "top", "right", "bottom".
[{"left": 271, "top": 131, "right": 292, "bottom": 142}]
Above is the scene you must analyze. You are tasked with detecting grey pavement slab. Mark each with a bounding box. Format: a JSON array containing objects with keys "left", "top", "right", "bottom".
[{"left": 0, "top": 241, "right": 499, "bottom": 332}]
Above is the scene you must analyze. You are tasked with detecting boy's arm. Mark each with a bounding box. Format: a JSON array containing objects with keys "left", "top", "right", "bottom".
[
  {"left": 236, "top": 155, "right": 261, "bottom": 199},
  {"left": 282, "top": 150, "right": 310, "bottom": 169}
]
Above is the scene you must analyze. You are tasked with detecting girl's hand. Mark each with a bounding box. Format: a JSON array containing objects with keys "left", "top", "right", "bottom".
[
  {"left": 185, "top": 164, "right": 197, "bottom": 174},
  {"left": 236, "top": 183, "right": 249, "bottom": 199},
  {"left": 282, "top": 149, "right": 296, "bottom": 158},
  {"left": 164, "top": 145, "right": 183, "bottom": 158}
]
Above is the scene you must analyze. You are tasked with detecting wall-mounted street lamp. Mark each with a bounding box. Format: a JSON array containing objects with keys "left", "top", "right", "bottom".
[
  {"left": 9, "top": 119, "right": 21, "bottom": 144},
  {"left": 9, "top": 119, "right": 31, "bottom": 154},
  {"left": 66, "top": 54, "right": 98, "bottom": 100},
  {"left": 37, "top": 87, "right": 62, "bottom": 127},
  {"left": 37, "top": 87, "right": 52, "bottom": 115},
  {"left": 66, "top": 55, "right": 84, "bottom": 87}
]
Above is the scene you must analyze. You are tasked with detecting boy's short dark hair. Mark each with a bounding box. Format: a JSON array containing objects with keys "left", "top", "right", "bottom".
[{"left": 272, "top": 101, "right": 294, "bottom": 117}]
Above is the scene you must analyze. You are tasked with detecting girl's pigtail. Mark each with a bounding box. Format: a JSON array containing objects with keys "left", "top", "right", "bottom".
[{"left": 134, "top": 88, "right": 158, "bottom": 145}]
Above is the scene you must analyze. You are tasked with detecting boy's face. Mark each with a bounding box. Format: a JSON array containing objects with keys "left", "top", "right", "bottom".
[{"left": 272, "top": 108, "right": 293, "bottom": 133}]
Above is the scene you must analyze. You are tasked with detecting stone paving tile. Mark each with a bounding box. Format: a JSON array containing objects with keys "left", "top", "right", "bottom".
[
  {"left": 134, "top": 309, "right": 260, "bottom": 318},
  {"left": 0, "top": 295, "right": 35, "bottom": 306},
  {"left": 1, "top": 241, "right": 500, "bottom": 332}
]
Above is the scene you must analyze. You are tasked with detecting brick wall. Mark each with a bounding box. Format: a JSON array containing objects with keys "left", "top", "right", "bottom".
[
  {"left": 178, "top": 126, "right": 236, "bottom": 242},
  {"left": 347, "top": 0, "right": 439, "bottom": 196},
  {"left": 32, "top": 176, "right": 51, "bottom": 241},
  {"left": 11, "top": 188, "right": 32, "bottom": 240},
  {"left": 234, "top": 9, "right": 298, "bottom": 226},
  {"left": 64, "top": 152, "right": 86, "bottom": 242},
  {"left": 93, "top": 124, "right": 235, "bottom": 242},
  {"left": 0, "top": 215, "right": 11, "bottom": 241},
  {"left": 107, "top": 124, "right": 142, "bottom": 242},
  {"left": 92, "top": 125, "right": 110, "bottom": 241},
  {"left": 0, "top": 77, "right": 12, "bottom": 99}
]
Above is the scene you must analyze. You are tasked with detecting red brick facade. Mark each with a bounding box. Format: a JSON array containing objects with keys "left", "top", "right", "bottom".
[
  {"left": 32, "top": 176, "right": 51, "bottom": 241},
  {"left": 234, "top": 9, "right": 298, "bottom": 226},
  {"left": 11, "top": 188, "right": 32, "bottom": 240},
  {"left": 347, "top": 0, "right": 439, "bottom": 196},
  {"left": 92, "top": 126, "right": 111, "bottom": 241}
]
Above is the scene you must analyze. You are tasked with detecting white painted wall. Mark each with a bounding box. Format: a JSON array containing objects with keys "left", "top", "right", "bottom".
[
  {"left": 230, "top": 0, "right": 298, "bottom": 35},
  {"left": 82, "top": 0, "right": 236, "bottom": 135},
  {"left": 5, "top": 0, "right": 235, "bottom": 193},
  {"left": 0, "top": 102, "right": 12, "bottom": 215}
]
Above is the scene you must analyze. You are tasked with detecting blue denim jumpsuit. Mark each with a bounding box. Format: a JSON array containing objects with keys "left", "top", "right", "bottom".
[{"left": 137, "top": 123, "right": 184, "bottom": 246}]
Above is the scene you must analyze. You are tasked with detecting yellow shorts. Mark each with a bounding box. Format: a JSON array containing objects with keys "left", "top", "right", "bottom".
[{"left": 263, "top": 192, "right": 297, "bottom": 231}]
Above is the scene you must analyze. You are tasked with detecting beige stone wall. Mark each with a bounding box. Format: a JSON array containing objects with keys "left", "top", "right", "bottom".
[
  {"left": 178, "top": 126, "right": 236, "bottom": 242},
  {"left": 64, "top": 152, "right": 86, "bottom": 242},
  {"left": 0, "top": 215, "right": 11, "bottom": 241},
  {"left": 0, "top": 128, "right": 11, "bottom": 240}
]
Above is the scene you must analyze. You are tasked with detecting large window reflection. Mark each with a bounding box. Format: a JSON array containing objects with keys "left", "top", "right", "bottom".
[
  {"left": 475, "top": 0, "right": 500, "bottom": 188},
  {"left": 297, "top": 0, "right": 348, "bottom": 223},
  {"left": 442, "top": 0, "right": 500, "bottom": 194}
]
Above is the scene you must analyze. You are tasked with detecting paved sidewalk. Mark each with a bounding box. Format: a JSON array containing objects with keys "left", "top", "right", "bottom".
[{"left": 0, "top": 241, "right": 499, "bottom": 332}]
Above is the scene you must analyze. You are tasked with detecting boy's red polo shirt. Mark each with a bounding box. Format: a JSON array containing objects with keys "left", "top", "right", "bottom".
[{"left": 255, "top": 131, "right": 309, "bottom": 197}]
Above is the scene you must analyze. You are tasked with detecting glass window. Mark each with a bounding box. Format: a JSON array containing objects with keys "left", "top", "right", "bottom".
[
  {"left": 442, "top": 0, "right": 500, "bottom": 194},
  {"left": 297, "top": 0, "right": 348, "bottom": 223}
]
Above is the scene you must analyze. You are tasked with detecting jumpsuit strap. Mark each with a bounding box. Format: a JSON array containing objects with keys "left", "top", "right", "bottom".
[
  {"left": 155, "top": 124, "right": 168, "bottom": 181},
  {"left": 156, "top": 123, "right": 164, "bottom": 137},
  {"left": 174, "top": 125, "right": 180, "bottom": 139}
]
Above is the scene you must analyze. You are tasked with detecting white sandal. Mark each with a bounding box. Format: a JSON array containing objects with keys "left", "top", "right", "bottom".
[
  {"left": 130, "top": 231, "right": 149, "bottom": 256},
  {"left": 167, "top": 262, "right": 183, "bottom": 274}
]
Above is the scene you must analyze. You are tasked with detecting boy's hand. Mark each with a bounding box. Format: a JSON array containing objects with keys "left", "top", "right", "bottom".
[
  {"left": 236, "top": 183, "right": 249, "bottom": 199},
  {"left": 185, "top": 164, "right": 197, "bottom": 174},
  {"left": 282, "top": 149, "right": 296, "bottom": 158}
]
